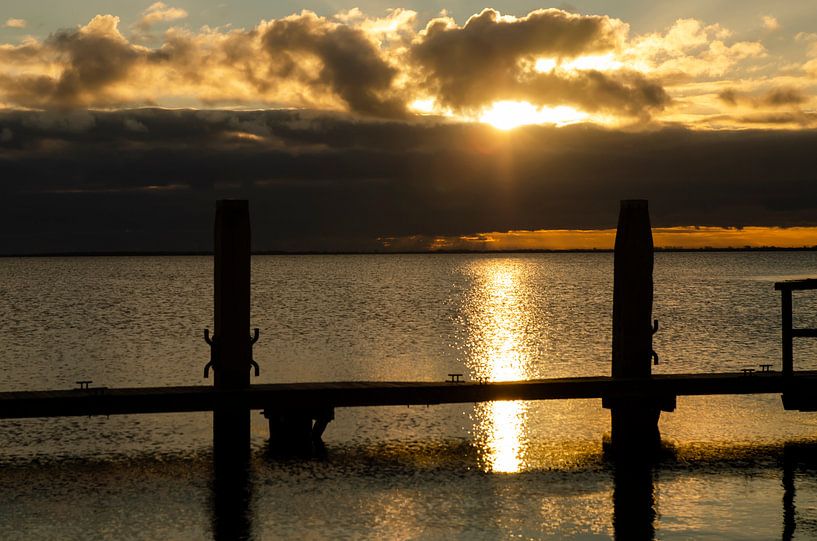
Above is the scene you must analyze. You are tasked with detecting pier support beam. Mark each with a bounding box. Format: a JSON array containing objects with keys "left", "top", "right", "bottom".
[
  {"left": 263, "top": 406, "right": 334, "bottom": 455},
  {"left": 605, "top": 199, "right": 661, "bottom": 458},
  {"left": 212, "top": 200, "right": 252, "bottom": 464}
]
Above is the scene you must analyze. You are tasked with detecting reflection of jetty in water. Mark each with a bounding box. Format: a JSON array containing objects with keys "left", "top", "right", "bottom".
[
  {"left": 204, "top": 442, "right": 816, "bottom": 539},
  {"left": 783, "top": 443, "right": 817, "bottom": 541},
  {"left": 608, "top": 443, "right": 817, "bottom": 541}
]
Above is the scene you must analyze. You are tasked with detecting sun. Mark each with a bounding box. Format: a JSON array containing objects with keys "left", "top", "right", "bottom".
[{"left": 479, "top": 101, "right": 589, "bottom": 130}]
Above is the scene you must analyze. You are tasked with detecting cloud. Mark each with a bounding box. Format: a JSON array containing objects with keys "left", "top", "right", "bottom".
[
  {"left": 408, "top": 8, "right": 669, "bottom": 117},
  {"left": 0, "top": 8, "right": 793, "bottom": 127},
  {"left": 334, "top": 7, "right": 417, "bottom": 44},
  {"left": 795, "top": 32, "right": 817, "bottom": 77},
  {"left": 3, "top": 18, "right": 26, "bottom": 29},
  {"left": 764, "top": 87, "right": 808, "bottom": 105},
  {"left": 136, "top": 2, "right": 188, "bottom": 30},
  {"left": 3, "top": 108, "right": 817, "bottom": 252},
  {"left": 729, "top": 111, "right": 817, "bottom": 127},
  {"left": 0, "top": 11, "right": 409, "bottom": 116},
  {"left": 626, "top": 18, "right": 766, "bottom": 78},
  {"left": 4, "top": 15, "right": 157, "bottom": 109},
  {"left": 260, "top": 11, "right": 407, "bottom": 117},
  {"left": 718, "top": 86, "right": 807, "bottom": 107},
  {"left": 762, "top": 15, "right": 780, "bottom": 31}
]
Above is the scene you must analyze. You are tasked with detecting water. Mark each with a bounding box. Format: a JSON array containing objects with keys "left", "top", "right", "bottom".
[{"left": 2, "top": 252, "right": 817, "bottom": 539}]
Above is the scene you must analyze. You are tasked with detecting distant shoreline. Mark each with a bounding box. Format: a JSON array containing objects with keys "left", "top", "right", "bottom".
[{"left": 3, "top": 246, "right": 817, "bottom": 258}]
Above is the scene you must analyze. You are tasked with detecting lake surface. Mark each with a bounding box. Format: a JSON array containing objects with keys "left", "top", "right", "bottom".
[{"left": 2, "top": 252, "right": 817, "bottom": 539}]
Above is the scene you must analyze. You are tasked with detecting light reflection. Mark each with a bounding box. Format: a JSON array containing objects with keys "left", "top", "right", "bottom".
[
  {"left": 534, "top": 53, "right": 623, "bottom": 73},
  {"left": 479, "top": 100, "right": 589, "bottom": 130},
  {"left": 465, "top": 260, "right": 535, "bottom": 473}
]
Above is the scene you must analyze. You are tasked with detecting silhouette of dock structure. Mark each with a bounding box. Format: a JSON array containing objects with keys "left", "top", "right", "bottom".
[
  {"left": 1, "top": 371, "right": 815, "bottom": 418},
  {"left": 3, "top": 199, "right": 817, "bottom": 459}
]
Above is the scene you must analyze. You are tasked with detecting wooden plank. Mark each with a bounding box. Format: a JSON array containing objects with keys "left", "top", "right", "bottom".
[
  {"left": 0, "top": 371, "right": 807, "bottom": 420},
  {"left": 791, "top": 329, "right": 817, "bottom": 338},
  {"left": 775, "top": 279, "right": 817, "bottom": 291}
]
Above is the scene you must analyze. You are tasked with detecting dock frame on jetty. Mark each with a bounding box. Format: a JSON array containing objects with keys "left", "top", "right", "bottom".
[{"left": 2, "top": 199, "right": 817, "bottom": 459}]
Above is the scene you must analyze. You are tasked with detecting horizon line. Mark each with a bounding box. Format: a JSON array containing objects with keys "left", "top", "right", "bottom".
[{"left": 3, "top": 246, "right": 817, "bottom": 258}]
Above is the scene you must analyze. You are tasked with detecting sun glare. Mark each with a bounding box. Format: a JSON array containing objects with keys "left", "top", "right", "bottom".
[
  {"left": 466, "top": 262, "right": 533, "bottom": 473},
  {"left": 563, "top": 53, "right": 623, "bottom": 71},
  {"left": 409, "top": 98, "right": 436, "bottom": 114},
  {"left": 534, "top": 53, "right": 623, "bottom": 73},
  {"left": 534, "top": 58, "right": 558, "bottom": 72},
  {"left": 479, "top": 101, "right": 589, "bottom": 130}
]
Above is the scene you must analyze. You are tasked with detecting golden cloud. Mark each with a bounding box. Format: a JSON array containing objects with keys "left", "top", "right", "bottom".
[
  {"left": 137, "top": 2, "right": 188, "bottom": 30},
  {"left": 0, "top": 8, "right": 809, "bottom": 129},
  {"left": 3, "top": 18, "right": 27, "bottom": 29}
]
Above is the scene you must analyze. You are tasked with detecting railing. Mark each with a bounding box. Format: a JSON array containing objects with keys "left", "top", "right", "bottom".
[{"left": 774, "top": 279, "right": 817, "bottom": 377}]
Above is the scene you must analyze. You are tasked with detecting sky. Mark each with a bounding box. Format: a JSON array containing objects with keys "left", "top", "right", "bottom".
[{"left": 1, "top": 1, "right": 817, "bottom": 252}]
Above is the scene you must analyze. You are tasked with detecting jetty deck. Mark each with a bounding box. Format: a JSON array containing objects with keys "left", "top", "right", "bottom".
[{"left": 2, "top": 371, "right": 814, "bottom": 419}]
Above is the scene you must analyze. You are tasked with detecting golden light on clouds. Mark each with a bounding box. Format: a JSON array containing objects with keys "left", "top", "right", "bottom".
[
  {"left": 3, "top": 18, "right": 27, "bottom": 29},
  {"left": 405, "top": 227, "right": 817, "bottom": 251},
  {"left": 408, "top": 98, "right": 436, "bottom": 114},
  {"left": 479, "top": 101, "right": 590, "bottom": 129},
  {"left": 0, "top": 6, "right": 813, "bottom": 129},
  {"left": 534, "top": 53, "right": 624, "bottom": 73}
]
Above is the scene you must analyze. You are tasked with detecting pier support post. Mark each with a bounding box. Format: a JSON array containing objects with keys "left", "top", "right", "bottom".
[
  {"left": 263, "top": 406, "right": 334, "bottom": 455},
  {"left": 781, "top": 288, "right": 793, "bottom": 378},
  {"left": 212, "top": 200, "right": 252, "bottom": 464},
  {"left": 605, "top": 199, "right": 661, "bottom": 458}
]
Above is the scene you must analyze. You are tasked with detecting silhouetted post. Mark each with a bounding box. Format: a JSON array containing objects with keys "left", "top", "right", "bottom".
[
  {"left": 607, "top": 200, "right": 661, "bottom": 456},
  {"left": 213, "top": 200, "right": 251, "bottom": 463},
  {"left": 783, "top": 444, "right": 796, "bottom": 541},
  {"left": 781, "top": 288, "right": 793, "bottom": 377},
  {"left": 211, "top": 458, "right": 252, "bottom": 540},
  {"left": 613, "top": 462, "right": 656, "bottom": 540}
]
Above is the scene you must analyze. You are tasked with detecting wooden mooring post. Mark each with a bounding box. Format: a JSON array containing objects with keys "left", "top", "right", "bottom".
[
  {"left": 603, "top": 200, "right": 672, "bottom": 458},
  {"left": 209, "top": 200, "right": 253, "bottom": 463}
]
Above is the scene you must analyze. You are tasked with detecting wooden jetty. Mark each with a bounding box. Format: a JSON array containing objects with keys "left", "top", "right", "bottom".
[
  {"left": 1, "top": 371, "right": 816, "bottom": 420},
  {"left": 3, "top": 199, "right": 817, "bottom": 459}
]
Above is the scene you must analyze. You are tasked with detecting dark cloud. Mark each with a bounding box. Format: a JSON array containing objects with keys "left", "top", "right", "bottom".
[
  {"left": 410, "top": 8, "right": 667, "bottom": 116},
  {"left": 733, "top": 112, "right": 817, "bottom": 127},
  {"left": 523, "top": 70, "right": 668, "bottom": 116},
  {"left": 764, "top": 88, "right": 808, "bottom": 106},
  {"left": 261, "top": 13, "right": 406, "bottom": 117},
  {"left": 717, "top": 89, "right": 738, "bottom": 105},
  {"left": 0, "top": 16, "right": 147, "bottom": 108},
  {"left": 0, "top": 12, "right": 407, "bottom": 117},
  {"left": 718, "top": 87, "right": 808, "bottom": 108},
  {"left": 2, "top": 108, "right": 817, "bottom": 253}
]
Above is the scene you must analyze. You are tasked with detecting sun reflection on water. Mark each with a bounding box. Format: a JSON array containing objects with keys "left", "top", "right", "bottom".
[{"left": 464, "top": 260, "right": 536, "bottom": 473}]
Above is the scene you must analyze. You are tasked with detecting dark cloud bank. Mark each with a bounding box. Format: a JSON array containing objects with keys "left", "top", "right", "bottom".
[{"left": 1, "top": 108, "right": 816, "bottom": 253}]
